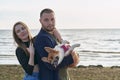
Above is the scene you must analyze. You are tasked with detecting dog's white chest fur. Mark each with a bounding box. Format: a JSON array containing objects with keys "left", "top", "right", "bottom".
[
  {"left": 54, "top": 45, "right": 66, "bottom": 65},
  {"left": 54, "top": 43, "right": 80, "bottom": 65}
]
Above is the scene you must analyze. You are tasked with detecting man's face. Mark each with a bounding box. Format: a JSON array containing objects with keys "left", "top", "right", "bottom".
[{"left": 40, "top": 12, "right": 55, "bottom": 32}]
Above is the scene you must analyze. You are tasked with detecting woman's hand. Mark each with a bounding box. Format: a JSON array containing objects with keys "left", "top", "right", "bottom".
[
  {"left": 27, "top": 41, "right": 35, "bottom": 56},
  {"left": 27, "top": 41, "right": 35, "bottom": 66}
]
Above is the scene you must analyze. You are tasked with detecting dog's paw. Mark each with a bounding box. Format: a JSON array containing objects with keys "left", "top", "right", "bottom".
[
  {"left": 61, "top": 40, "right": 70, "bottom": 44},
  {"left": 72, "top": 44, "right": 80, "bottom": 48}
]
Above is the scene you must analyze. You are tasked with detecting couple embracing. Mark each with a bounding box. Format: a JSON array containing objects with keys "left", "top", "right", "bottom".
[{"left": 13, "top": 8, "right": 79, "bottom": 80}]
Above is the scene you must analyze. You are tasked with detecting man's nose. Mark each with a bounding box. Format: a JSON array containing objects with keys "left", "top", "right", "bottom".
[{"left": 49, "top": 21, "right": 52, "bottom": 25}]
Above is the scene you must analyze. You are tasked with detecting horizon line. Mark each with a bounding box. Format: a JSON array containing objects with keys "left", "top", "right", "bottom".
[{"left": 1, "top": 28, "right": 120, "bottom": 30}]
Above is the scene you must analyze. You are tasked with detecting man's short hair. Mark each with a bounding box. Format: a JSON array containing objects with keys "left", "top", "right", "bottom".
[{"left": 40, "top": 8, "right": 54, "bottom": 17}]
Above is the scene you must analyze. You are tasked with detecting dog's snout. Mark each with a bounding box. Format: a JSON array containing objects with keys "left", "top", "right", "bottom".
[
  {"left": 55, "top": 56, "right": 59, "bottom": 60},
  {"left": 52, "top": 56, "right": 59, "bottom": 68}
]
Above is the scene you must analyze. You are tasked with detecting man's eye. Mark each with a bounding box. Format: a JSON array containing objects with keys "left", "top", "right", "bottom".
[
  {"left": 51, "top": 18, "right": 54, "bottom": 21},
  {"left": 44, "top": 19, "right": 49, "bottom": 22}
]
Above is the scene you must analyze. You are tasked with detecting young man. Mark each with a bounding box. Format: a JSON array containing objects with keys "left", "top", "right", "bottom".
[{"left": 34, "top": 8, "right": 75, "bottom": 80}]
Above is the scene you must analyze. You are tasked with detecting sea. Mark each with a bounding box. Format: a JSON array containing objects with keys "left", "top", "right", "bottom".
[{"left": 0, "top": 29, "right": 120, "bottom": 67}]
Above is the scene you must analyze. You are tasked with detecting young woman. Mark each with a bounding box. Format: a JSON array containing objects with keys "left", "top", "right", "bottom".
[{"left": 13, "top": 21, "right": 39, "bottom": 80}]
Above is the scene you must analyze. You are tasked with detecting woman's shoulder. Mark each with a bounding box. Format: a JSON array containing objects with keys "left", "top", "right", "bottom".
[
  {"left": 15, "top": 47, "right": 24, "bottom": 55},
  {"left": 16, "top": 47, "right": 22, "bottom": 51}
]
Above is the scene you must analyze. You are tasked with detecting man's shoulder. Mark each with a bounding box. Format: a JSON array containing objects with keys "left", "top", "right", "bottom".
[
  {"left": 36, "top": 30, "right": 52, "bottom": 40},
  {"left": 36, "top": 33, "right": 50, "bottom": 41},
  {"left": 34, "top": 32, "right": 52, "bottom": 44},
  {"left": 36, "top": 29, "right": 50, "bottom": 37}
]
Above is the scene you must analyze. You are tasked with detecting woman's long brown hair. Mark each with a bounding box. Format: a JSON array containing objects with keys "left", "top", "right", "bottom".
[{"left": 13, "top": 21, "right": 33, "bottom": 55}]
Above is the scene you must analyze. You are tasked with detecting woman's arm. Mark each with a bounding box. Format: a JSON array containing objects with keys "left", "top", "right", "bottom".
[
  {"left": 53, "top": 29, "right": 70, "bottom": 44},
  {"left": 16, "top": 47, "right": 34, "bottom": 75},
  {"left": 53, "top": 29, "right": 63, "bottom": 43}
]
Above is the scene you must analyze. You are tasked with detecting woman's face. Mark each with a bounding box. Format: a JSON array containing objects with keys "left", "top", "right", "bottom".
[{"left": 15, "top": 24, "right": 29, "bottom": 42}]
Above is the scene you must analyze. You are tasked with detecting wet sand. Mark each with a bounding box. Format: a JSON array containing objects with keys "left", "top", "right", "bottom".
[{"left": 0, "top": 65, "right": 120, "bottom": 80}]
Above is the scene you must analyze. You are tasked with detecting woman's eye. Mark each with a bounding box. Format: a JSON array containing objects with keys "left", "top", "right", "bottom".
[
  {"left": 16, "top": 30, "right": 20, "bottom": 33},
  {"left": 21, "top": 27, "right": 25, "bottom": 30}
]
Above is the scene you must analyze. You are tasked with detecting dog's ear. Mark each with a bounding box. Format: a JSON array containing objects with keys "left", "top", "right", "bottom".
[
  {"left": 44, "top": 47, "right": 58, "bottom": 53},
  {"left": 41, "top": 57, "right": 51, "bottom": 63},
  {"left": 44, "top": 47, "right": 54, "bottom": 53},
  {"left": 44, "top": 47, "right": 53, "bottom": 52}
]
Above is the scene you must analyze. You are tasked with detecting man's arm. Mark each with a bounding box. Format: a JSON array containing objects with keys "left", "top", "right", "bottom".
[
  {"left": 57, "top": 54, "right": 74, "bottom": 69},
  {"left": 34, "top": 35, "right": 56, "bottom": 70},
  {"left": 34, "top": 35, "right": 74, "bottom": 70}
]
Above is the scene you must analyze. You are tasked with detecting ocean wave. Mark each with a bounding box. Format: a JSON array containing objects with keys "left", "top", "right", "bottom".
[
  {"left": 80, "top": 50, "right": 120, "bottom": 54},
  {"left": 103, "top": 39, "right": 120, "bottom": 41}
]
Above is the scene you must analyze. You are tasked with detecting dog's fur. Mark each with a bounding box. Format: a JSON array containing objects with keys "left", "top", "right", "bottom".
[{"left": 42, "top": 43, "right": 80, "bottom": 67}]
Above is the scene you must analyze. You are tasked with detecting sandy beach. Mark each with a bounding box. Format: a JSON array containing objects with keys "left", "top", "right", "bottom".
[{"left": 1, "top": 65, "right": 120, "bottom": 80}]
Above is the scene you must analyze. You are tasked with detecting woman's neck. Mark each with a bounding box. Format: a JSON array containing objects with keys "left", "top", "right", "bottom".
[{"left": 22, "top": 38, "right": 29, "bottom": 42}]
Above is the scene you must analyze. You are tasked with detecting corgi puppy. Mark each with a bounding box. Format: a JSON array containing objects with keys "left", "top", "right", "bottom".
[{"left": 42, "top": 43, "right": 80, "bottom": 67}]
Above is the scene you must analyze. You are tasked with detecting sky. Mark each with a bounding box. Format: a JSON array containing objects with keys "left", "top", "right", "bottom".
[{"left": 0, "top": 0, "right": 120, "bottom": 29}]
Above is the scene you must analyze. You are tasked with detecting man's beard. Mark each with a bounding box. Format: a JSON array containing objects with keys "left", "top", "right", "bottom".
[{"left": 42, "top": 25, "right": 55, "bottom": 32}]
